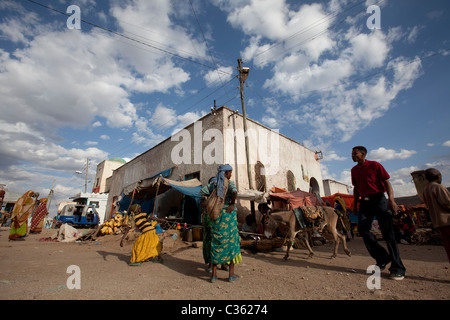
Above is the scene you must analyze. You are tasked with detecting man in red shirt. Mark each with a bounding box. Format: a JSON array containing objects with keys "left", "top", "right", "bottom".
[{"left": 351, "top": 146, "right": 406, "bottom": 280}]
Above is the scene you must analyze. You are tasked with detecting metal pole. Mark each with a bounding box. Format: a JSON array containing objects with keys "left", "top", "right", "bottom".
[
  {"left": 85, "top": 158, "right": 89, "bottom": 193},
  {"left": 238, "top": 58, "right": 254, "bottom": 190},
  {"left": 47, "top": 179, "right": 55, "bottom": 210}
]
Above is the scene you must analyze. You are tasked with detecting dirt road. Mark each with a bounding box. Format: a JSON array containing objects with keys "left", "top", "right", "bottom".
[{"left": 1, "top": 226, "right": 449, "bottom": 304}]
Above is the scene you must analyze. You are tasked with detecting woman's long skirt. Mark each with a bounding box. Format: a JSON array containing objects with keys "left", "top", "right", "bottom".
[
  {"left": 130, "top": 230, "right": 162, "bottom": 263},
  {"left": 210, "top": 207, "right": 241, "bottom": 265}
]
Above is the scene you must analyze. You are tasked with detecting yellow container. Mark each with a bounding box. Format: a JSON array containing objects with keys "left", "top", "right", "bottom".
[{"left": 192, "top": 227, "right": 203, "bottom": 241}]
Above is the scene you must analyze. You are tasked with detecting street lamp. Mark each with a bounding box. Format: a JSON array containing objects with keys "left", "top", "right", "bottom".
[
  {"left": 237, "top": 59, "right": 253, "bottom": 190},
  {"left": 75, "top": 158, "right": 89, "bottom": 193}
]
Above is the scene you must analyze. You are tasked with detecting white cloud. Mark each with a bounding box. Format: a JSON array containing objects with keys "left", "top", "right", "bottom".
[
  {"left": 0, "top": 0, "right": 216, "bottom": 210},
  {"left": 443, "top": 141, "right": 450, "bottom": 147},
  {"left": 368, "top": 147, "right": 417, "bottom": 161},
  {"left": 233, "top": 1, "right": 335, "bottom": 65},
  {"left": 0, "top": 120, "right": 108, "bottom": 174},
  {"left": 133, "top": 105, "right": 205, "bottom": 148},
  {"left": 407, "top": 25, "right": 422, "bottom": 44},
  {"left": 217, "top": 0, "right": 423, "bottom": 143},
  {"left": 203, "top": 66, "right": 234, "bottom": 87},
  {"left": 150, "top": 104, "right": 178, "bottom": 129}
]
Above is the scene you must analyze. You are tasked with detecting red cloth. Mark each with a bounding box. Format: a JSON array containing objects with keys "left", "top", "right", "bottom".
[
  {"left": 351, "top": 160, "right": 390, "bottom": 197},
  {"left": 322, "top": 193, "right": 356, "bottom": 211},
  {"left": 269, "top": 189, "right": 319, "bottom": 209},
  {"left": 30, "top": 203, "right": 48, "bottom": 231}
]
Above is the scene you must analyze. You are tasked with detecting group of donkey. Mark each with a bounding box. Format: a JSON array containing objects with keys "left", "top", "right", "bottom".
[{"left": 258, "top": 202, "right": 352, "bottom": 260}]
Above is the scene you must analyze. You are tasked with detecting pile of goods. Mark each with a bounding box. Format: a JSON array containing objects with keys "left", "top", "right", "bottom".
[
  {"left": 99, "top": 214, "right": 127, "bottom": 235},
  {"left": 410, "top": 228, "right": 443, "bottom": 246}
]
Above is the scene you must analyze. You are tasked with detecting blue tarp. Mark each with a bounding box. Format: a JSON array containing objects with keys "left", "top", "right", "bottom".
[
  {"left": 148, "top": 168, "right": 173, "bottom": 180},
  {"left": 169, "top": 184, "right": 202, "bottom": 201},
  {"left": 118, "top": 173, "right": 203, "bottom": 224},
  {"left": 160, "top": 177, "right": 202, "bottom": 224},
  {"left": 118, "top": 194, "right": 155, "bottom": 215}
]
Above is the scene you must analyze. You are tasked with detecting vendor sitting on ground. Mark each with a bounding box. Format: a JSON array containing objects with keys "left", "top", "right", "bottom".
[
  {"left": 127, "top": 204, "right": 163, "bottom": 266},
  {"left": 242, "top": 213, "right": 257, "bottom": 234}
]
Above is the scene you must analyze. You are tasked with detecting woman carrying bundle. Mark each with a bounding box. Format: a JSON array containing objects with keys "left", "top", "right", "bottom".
[{"left": 201, "top": 164, "right": 241, "bottom": 283}]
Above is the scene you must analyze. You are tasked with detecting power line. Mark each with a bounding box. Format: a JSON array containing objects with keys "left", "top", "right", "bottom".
[
  {"left": 104, "top": 74, "right": 239, "bottom": 158},
  {"left": 24, "top": 0, "right": 242, "bottom": 158},
  {"left": 252, "top": 0, "right": 386, "bottom": 68},
  {"left": 253, "top": 0, "right": 367, "bottom": 59},
  {"left": 189, "top": 0, "right": 225, "bottom": 87},
  {"left": 25, "top": 0, "right": 233, "bottom": 76},
  {"left": 298, "top": 48, "right": 450, "bottom": 98}
]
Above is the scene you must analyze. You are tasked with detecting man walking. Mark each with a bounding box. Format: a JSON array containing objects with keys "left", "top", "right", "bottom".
[{"left": 351, "top": 146, "right": 406, "bottom": 280}]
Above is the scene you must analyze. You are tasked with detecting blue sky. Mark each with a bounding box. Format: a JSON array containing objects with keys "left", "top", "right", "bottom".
[{"left": 1, "top": 0, "right": 449, "bottom": 215}]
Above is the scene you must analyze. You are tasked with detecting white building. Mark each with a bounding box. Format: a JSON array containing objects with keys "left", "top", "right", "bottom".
[
  {"left": 70, "top": 192, "right": 109, "bottom": 224},
  {"left": 92, "top": 158, "right": 126, "bottom": 194},
  {"left": 323, "top": 179, "right": 350, "bottom": 196},
  {"left": 104, "top": 106, "right": 324, "bottom": 223}
]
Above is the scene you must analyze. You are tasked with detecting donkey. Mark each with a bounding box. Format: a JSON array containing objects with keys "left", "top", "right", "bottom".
[{"left": 260, "top": 204, "right": 351, "bottom": 260}]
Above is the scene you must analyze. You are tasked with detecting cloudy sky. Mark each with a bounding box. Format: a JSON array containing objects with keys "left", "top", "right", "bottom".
[{"left": 1, "top": 0, "right": 449, "bottom": 215}]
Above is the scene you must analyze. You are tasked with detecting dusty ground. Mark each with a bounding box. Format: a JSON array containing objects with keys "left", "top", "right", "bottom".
[{"left": 0, "top": 226, "right": 449, "bottom": 304}]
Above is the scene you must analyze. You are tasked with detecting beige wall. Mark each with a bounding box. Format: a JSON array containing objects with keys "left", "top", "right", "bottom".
[
  {"left": 105, "top": 106, "right": 324, "bottom": 220},
  {"left": 93, "top": 160, "right": 124, "bottom": 193},
  {"left": 222, "top": 107, "right": 323, "bottom": 192},
  {"left": 323, "top": 179, "right": 350, "bottom": 196}
]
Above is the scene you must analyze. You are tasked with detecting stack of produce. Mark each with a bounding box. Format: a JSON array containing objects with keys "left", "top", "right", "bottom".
[{"left": 99, "top": 214, "right": 127, "bottom": 235}]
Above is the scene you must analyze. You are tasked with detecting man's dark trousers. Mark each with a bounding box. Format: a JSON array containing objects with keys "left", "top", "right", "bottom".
[{"left": 357, "top": 193, "right": 406, "bottom": 275}]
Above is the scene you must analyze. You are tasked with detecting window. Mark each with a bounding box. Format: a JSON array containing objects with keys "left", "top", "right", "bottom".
[
  {"left": 287, "top": 170, "right": 296, "bottom": 191},
  {"left": 255, "top": 161, "right": 266, "bottom": 192},
  {"left": 185, "top": 171, "right": 200, "bottom": 180},
  {"left": 89, "top": 201, "right": 99, "bottom": 208}
]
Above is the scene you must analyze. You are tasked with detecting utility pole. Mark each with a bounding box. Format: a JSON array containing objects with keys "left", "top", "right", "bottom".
[
  {"left": 238, "top": 58, "right": 254, "bottom": 190},
  {"left": 85, "top": 158, "right": 89, "bottom": 193},
  {"left": 47, "top": 179, "right": 55, "bottom": 210}
]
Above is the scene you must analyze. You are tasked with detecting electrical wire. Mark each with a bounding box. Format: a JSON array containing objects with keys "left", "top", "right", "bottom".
[
  {"left": 252, "top": 0, "right": 386, "bottom": 68},
  {"left": 25, "top": 0, "right": 233, "bottom": 76}
]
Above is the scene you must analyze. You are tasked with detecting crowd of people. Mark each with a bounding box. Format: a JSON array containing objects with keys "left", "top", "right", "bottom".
[
  {"left": 3, "top": 190, "right": 49, "bottom": 241},
  {"left": 2, "top": 147, "right": 449, "bottom": 283}
]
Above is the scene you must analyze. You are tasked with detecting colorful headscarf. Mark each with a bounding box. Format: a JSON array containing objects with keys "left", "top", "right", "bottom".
[
  {"left": 216, "top": 164, "right": 232, "bottom": 199},
  {"left": 11, "top": 190, "right": 38, "bottom": 224}
]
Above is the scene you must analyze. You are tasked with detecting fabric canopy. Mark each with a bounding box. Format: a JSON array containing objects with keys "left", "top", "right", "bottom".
[
  {"left": 118, "top": 175, "right": 203, "bottom": 224},
  {"left": 160, "top": 177, "right": 202, "bottom": 201},
  {"left": 122, "top": 168, "right": 174, "bottom": 198},
  {"left": 237, "top": 189, "right": 270, "bottom": 203},
  {"left": 269, "top": 188, "right": 320, "bottom": 209},
  {"left": 321, "top": 193, "right": 356, "bottom": 211}
]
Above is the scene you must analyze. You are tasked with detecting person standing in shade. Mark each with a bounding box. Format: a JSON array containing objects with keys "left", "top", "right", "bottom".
[
  {"left": 351, "top": 146, "right": 406, "bottom": 280},
  {"left": 202, "top": 164, "right": 241, "bottom": 283},
  {"left": 201, "top": 176, "right": 228, "bottom": 272},
  {"left": 422, "top": 168, "right": 450, "bottom": 262}
]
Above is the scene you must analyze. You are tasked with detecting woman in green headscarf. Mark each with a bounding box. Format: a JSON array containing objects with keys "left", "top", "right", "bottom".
[{"left": 201, "top": 164, "right": 242, "bottom": 283}]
